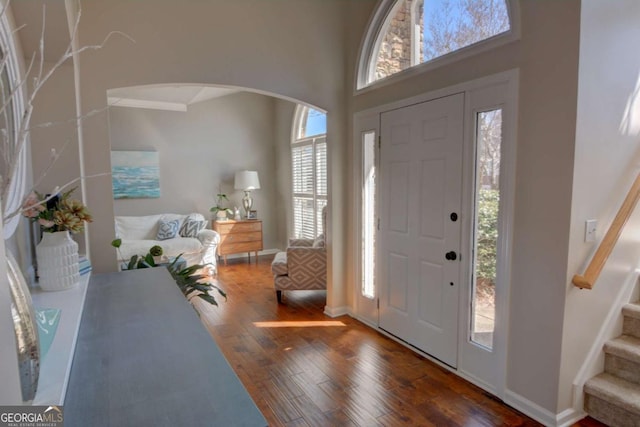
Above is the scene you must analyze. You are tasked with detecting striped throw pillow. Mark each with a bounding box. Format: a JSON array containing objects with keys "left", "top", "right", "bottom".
[{"left": 179, "top": 219, "right": 206, "bottom": 238}]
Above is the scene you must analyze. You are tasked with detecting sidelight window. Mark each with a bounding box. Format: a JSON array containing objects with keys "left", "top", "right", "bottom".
[{"left": 471, "top": 108, "right": 502, "bottom": 350}]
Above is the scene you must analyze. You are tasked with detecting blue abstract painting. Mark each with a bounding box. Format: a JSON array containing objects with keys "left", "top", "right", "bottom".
[{"left": 111, "top": 151, "right": 160, "bottom": 199}]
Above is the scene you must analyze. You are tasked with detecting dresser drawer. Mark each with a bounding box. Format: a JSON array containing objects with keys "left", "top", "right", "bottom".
[
  {"left": 218, "top": 241, "right": 263, "bottom": 255},
  {"left": 215, "top": 221, "right": 262, "bottom": 234},
  {"left": 220, "top": 231, "right": 262, "bottom": 244},
  {"left": 214, "top": 220, "right": 263, "bottom": 263}
]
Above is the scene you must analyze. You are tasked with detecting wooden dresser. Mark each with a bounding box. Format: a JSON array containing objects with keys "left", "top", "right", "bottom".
[{"left": 213, "top": 219, "right": 263, "bottom": 265}]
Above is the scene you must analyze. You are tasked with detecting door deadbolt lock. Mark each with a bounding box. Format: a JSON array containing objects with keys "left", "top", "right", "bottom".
[
  {"left": 445, "top": 251, "right": 457, "bottom": 261},
  {"left": 450, "top": 212, "right": 458, "bottom": 222}
]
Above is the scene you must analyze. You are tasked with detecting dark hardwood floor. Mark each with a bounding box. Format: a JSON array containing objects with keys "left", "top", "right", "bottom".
[{"left": 192, "top": 255, "right": 605, "bottom": 427}]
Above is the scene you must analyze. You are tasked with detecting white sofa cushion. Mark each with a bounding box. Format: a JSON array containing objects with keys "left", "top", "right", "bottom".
[{"left": 115, "top": 214, "right": 163, "bottom": 240}]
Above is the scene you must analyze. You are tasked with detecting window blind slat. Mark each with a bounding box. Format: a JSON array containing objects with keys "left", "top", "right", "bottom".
[
  {"left": 292, "top": 108, "right": 327, "bottom": 238},
  {"left": 316, "top": 142, "right": 327, "bottom": 197}
]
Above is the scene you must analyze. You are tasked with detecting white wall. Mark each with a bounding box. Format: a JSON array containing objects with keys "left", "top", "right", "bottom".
[
  {"left": 109, "top": 92, "right": 286, "bottom": 251},
  {"left": 348, "top": 0, "right": 581, "bottom": 415},
  {"left": 560, "top": 0, "right": 640, "bottom": 414}
]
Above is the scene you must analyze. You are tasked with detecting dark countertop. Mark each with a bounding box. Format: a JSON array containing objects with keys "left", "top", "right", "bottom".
[{"left": 64, "top": 268, "right": 266, "bottom": 427}]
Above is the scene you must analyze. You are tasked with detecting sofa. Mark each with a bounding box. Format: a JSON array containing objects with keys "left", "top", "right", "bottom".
[{"left": 114, "top": 213, "right": 219, "bottom": 272}]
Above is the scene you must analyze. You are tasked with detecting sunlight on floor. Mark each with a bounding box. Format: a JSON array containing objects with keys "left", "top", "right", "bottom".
[{"left": 252, "top": 320, "right": 346, "bottom": 328}]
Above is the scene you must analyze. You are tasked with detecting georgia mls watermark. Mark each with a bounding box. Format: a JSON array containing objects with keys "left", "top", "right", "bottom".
[{"left": 0, "top": 406, "right": 63, "bottom": 427}]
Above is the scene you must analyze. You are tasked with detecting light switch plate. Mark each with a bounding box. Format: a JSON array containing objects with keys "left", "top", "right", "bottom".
[{"left": 585, "top": 219, "right": 597, "bottom": 242}]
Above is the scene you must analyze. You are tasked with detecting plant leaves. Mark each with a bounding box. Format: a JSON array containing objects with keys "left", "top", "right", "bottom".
[
  {"left": 144, "top": 253, "right": 155, "bottom": 266},
  {"left": 127, "top": 255, "right": 138, "bottom": 270},
  {"left": 197, "top": 293, "right": 219, "bottom": 306}
]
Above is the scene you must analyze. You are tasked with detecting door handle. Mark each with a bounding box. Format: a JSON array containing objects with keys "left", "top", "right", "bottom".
[{"left": 445, "top": 251, "right": 457, "bottom": 261}]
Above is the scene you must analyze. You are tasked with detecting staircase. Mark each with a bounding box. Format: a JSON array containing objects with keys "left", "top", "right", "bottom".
[{"left": 585, "top": 302, "right": 640, "bottom": 426}]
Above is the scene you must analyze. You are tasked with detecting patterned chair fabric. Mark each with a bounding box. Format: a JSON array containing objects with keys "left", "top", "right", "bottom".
[{"left": 271, "top": 206, "right": 327, "bottom": 302}]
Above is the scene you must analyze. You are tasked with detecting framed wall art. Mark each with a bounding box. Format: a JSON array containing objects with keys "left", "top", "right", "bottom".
[{"left": 111, "top": 150, "right": 160, "bottom": 199}]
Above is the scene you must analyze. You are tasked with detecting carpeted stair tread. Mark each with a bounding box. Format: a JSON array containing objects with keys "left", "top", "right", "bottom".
[
  {"left": 604, "top": 335, "right": 640, "bottom": 364},
  {"left": 585, "top": 373, "right": 640, "bottom": 416},
  {"left": 622, "top": 302, "right": 640, "bottom": 320}
]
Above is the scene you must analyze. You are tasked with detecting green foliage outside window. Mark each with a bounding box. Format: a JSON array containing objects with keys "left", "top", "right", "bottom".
[{"left": 476, "top": 188, "right": 499, "bottom": 285}]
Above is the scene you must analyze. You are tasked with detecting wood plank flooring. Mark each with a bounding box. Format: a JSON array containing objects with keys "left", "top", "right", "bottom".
[{"left": 192, "top": 255, "right": 605, "bottom": 427}]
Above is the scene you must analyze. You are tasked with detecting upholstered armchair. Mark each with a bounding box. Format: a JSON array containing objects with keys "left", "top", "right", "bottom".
[{"left": 271, "top": 207, "right": 327, "bottom": 303}]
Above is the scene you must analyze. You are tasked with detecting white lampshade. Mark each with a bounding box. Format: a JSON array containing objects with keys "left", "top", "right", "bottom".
[{"left": 234, "top": 170, "right": 261, "bottom": 191}]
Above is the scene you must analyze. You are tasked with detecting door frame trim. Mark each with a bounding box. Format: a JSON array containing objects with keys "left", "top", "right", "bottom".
[{"left": 351, "top": 69, "right": 519, "bottom": 400}]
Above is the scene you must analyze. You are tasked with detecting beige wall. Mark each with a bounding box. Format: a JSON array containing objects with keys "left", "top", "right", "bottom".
[
  {"left": 74, "top": 0, "right": 355, "bottom": 305},
  {"left": 20, "top": 60, "right": 85, "bottom": 270},
  {"left": 109, "top": 92, "right": 286, "bottom": 251},
  {"left": 30, "top": 63, "right": 80, "bottom": 200},
  {"left": 560, "top": 0, "right": 640, "bottom": 413},
  {"left": 273, "top": 98, "right": 296, "bottom": 249},
  {"left": 348, "top": 0, "right": 580, "bottom": 414}
]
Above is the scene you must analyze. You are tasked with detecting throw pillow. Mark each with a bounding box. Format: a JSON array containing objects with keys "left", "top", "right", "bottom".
[
  {"left": 179, "top": 218, "right": 206, "bottom": 238},
  {"left": 313, "top": 233, "right": 325, "bottom": 248},
  {"left": 156, "top": 219, "right": 179, "bottom": 240}
]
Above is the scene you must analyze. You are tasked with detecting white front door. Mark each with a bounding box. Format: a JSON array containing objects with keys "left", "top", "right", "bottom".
[{"left": 378, "top": 93, "right": 464, "bottom": 367}]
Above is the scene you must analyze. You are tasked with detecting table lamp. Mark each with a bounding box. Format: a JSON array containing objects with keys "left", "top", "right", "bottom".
[{"left": 234, "top": 170, "right": 260, "bottom": 218}]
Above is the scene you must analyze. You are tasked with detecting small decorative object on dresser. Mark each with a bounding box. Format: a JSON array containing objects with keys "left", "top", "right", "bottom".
[
  {"left": 247, "top": 210, "right": 257, "bottom": 220},
  {"left": 213, "top": 219, "right": 263, "bottom": 265},
  {"left": 210, "top": 192, "right": 232, "bottom": 221}
]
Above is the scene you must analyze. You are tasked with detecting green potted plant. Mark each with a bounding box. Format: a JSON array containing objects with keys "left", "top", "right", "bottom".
[{"left": 210, "top": 193, "right": 232, "bottom": 221}]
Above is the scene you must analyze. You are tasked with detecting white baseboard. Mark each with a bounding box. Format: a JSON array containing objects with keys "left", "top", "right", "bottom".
[
  {"left": 324, "top": 305, "right": 350, "bottom": 318},
  {"left": 556, "top": 408, "right": 585, "bottom": 427},
  {"left": 456, "top": 369, "right": 497, "bottom": 397},
  {"left": 221, "top": 248, "right": 280, "bottom": 261},
  {"left": 350, "top": 313, "right": 377, "bottom": 330},
  {"left": 504, "top": 390, "right": 557, "bottom": 426}
]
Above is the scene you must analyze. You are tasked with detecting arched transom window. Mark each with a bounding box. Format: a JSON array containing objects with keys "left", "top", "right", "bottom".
[{"left": 361, "top": 0, "right": 513, "bottom": 88}]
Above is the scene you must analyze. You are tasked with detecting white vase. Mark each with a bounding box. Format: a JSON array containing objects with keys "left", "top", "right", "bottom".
[{"left": 36, "top": 230, "right": 79, "bottom": 291}]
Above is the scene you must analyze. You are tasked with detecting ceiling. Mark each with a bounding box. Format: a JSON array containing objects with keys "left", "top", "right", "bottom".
[{"left": 107, "top": 85, "right": 240, "bottom": 112}]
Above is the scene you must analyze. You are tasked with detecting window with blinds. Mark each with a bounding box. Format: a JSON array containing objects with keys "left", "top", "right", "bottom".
[{"left": 292, "top": 106, "right": 327, "bottom": 239}]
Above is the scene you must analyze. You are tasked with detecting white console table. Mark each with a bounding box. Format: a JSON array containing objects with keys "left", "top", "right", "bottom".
[{"left": 30, "top": 273, "right": 90, "bottom": 405}]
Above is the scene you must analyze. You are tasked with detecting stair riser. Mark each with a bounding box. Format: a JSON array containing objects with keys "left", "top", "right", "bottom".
[
  {"left": 585, "top": 394, "right": 640, "bottom": 427},
  {"left": 605, "top": 354, "right": 640, "bottom": 385},
  {"left": 623, "top": 316, "right": 640, "bottom": 339}
]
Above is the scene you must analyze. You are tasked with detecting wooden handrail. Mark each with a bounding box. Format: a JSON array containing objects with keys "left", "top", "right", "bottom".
[{"left": 573, "top": 171, "right": 640, "bottom": 289}]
